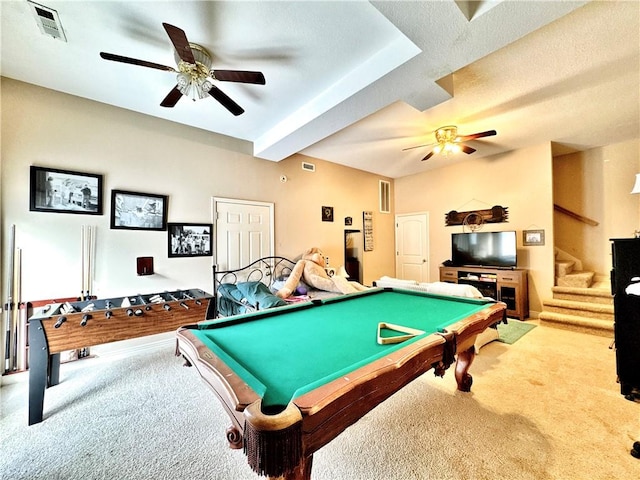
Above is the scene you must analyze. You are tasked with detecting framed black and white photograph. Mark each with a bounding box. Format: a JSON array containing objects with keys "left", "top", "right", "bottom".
[
  {"left": 110, "top": 190, "right": 168, "bottom": 231},
  {"left": 322, "top": 206, "right": 334, "bottom": 222},
  {"left": 168, "top": 223, "right": 212, "bottom": 257},
  {"left": 523, "top": 229, "right": 545, "bottom": 246},
  {"left": 29, "top": 166, "right": 103, "bottom": 215}
]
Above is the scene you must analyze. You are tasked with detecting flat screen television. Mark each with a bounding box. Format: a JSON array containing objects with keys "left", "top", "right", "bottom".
[{"left": 451, "top": 231, "right": 517, "bottom": 268}]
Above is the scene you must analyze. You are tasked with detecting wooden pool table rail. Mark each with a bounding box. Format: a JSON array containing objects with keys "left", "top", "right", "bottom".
[{"left": 175, "top": 299, "right": 506, "bottom": 480}]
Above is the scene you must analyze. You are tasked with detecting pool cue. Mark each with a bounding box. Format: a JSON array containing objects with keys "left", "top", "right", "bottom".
[
  {"left": 81, "top": 225, "right": 85, "bottom": 301},
  {"left": 87, "top": 225, "right": 92, "bottom": 298},
  {"left": 87, "top": 225, "right": 94, "bottom": 298},
  {"left": 10, "top": 248, "right": 20, "bottom": 370},
  {"left": 14, "top": 248, "right": 27, "bottom": 371},
  {"left": 3, "top": 225, "right": 16, "bottom": 372}
]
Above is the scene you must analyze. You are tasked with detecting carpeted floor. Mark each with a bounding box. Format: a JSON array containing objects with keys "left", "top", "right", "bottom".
[
  {"left": 497, "top": 320, "right": 536, "bottom": 344},
  {"left": 1, "top": 320, "right": 638, "bottom": 479}
]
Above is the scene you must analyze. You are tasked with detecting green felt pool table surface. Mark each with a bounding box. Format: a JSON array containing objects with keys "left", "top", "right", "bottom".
[
  {"left": 188, "top": 288, "right": 493, "bottom": 407},
  {"left": 176, "top": 287, "right": 506, "bottom": 480}
]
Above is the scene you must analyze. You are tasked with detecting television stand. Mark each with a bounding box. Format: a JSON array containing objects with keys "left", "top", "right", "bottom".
[{"left": 440, "top": 265, "right": 529, "bottom": 320}]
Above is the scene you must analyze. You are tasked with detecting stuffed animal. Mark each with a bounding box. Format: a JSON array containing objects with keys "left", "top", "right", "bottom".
[{"left": 276, "top": 247, "right": 368, "bottom": 298}]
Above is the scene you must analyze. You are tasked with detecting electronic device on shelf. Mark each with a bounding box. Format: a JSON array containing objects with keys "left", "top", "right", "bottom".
[{"left": 451, "top": 231, "right": 517, "bottom": 269}]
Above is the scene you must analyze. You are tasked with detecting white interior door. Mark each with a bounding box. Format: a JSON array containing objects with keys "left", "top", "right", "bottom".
[
  {"left": 395, "top": 213, "right": 429, "bottom": 282},
  {"left": 212, "top": 198, "right": 274, "bottom": 271}
]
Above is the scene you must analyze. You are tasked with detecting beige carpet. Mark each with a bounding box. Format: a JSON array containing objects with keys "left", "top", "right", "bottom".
[{"left": 1, "top": 321, "right": 638, "bottom": 479}]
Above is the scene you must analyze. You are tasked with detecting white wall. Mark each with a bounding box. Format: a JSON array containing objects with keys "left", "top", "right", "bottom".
[
  {"left": 554, "top": 139, "right": 640, "bottom": 275},
  {"left": 394, "top": 144, "right": 556, "bottom": 315},
  {"left": 0, "top": 78, "right": 395, "bottom": 304}
]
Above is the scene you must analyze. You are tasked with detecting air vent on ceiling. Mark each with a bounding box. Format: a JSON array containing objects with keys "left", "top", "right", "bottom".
[
  {"left": 301, "top": 162, "right": 315, "bottom": 172},
  {"left": 28, "top": 1, "right": 67, "bottom": 42}
]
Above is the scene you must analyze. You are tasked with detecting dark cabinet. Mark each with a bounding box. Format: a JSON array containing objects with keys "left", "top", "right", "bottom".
[{"left": 610, "top": 238, "right": 640, "bottom": 398}]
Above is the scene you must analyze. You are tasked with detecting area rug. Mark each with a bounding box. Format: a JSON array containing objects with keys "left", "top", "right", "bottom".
[{"left": 497, "top": 320, "right": 537, "bottom": 344}]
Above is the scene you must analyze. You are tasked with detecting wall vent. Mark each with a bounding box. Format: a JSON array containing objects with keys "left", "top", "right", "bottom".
[
  {"left": 379, "top": 180, "right": 391, "bottom": 213},
  {"left": 301, "top": 161, "right": 315, "bottom": 172},
  {"left": 28, "top": 1, "right": 67, "bottom": 42}
]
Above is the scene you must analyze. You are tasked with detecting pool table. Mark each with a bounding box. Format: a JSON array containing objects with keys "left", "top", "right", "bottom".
[{"left": 175, "top": 287, "right": 506, "bottom": 480}]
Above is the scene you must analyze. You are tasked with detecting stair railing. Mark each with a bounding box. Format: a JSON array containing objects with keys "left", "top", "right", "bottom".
[{"left": 553, "top": 204, "right": 599, "bottom": 226}]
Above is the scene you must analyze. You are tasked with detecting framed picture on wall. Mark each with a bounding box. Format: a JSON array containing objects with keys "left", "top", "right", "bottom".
[
  {"left": 322, "top": 206, "right": 334, "bottom": 222},
  {"left": 110, "top": 190, "right": 168, "bottom": 231},
  {"left": 523, "top": 229, "right": 545, "bottom": 246},
  {"left": 29, "top": 166, "right": 103, "bottom": 215},
  {"left": 168, "top": 223, "right": 213, "bottom": 257}
]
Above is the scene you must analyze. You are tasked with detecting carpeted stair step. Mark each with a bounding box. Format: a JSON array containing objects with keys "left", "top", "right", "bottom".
[
  {"left": 556, "top": 270, "right": 594, "bottom": 288},
  {"left": 543, "top": 298, "right": 613, "bottom": 321},
  {"left": 538, "top": 311, "right": 613, "bottom": 337},
  {"left": 555, "top": 260, "right": 575, "bottom": 277},
  {"left": 552, "top": 286, "right": 612, "bottom": 304}
]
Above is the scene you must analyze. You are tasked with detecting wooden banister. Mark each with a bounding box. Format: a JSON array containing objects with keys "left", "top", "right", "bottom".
[{"left": 553, "top": 204, "right": 599, "bottom": 226}]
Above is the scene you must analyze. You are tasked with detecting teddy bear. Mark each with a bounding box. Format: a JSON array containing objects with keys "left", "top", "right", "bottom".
[{"left": 276, "top": 247, "right": 368, "bottom": 298}]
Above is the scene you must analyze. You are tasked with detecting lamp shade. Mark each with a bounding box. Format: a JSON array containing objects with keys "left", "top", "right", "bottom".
[{"left": 632, "top": 174, "right": 640, "bottom": 194}]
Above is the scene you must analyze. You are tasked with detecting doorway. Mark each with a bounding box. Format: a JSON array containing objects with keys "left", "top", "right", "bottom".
[
  {"left": 212, "top": 197, "right": 274, "bottom": 270},
  {"left": 395, "top": 212, "right": 430, "bottom": 282}
]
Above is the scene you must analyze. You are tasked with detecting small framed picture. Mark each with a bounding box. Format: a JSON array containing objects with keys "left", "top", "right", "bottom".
[
  {"left": 29, "top": 166, "right": 103, "bottom": 215},
  {"left": 111, "top": 190, "right": 168, "bottom": 231},
  {"left": 322, "top": 206, "right": 334, "bottom": 222},
  {"left": 168, "top": 223, "right": 213, "bottom": 257},
  {"left": 523, "top": 229, "right": 545, "bottom": 246}
]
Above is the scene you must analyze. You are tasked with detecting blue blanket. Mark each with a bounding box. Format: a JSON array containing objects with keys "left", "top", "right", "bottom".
[{"left": 217, "top": 281, "right": 286, "bottom": 316}]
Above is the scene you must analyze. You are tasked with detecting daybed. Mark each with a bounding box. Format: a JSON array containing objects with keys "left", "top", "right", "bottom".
[{"left": 212, "top": 256, "right": 342, "bottom": 318}]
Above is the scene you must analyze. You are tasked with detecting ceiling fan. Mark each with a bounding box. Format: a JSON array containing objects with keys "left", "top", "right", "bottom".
[
  {"left": 100, "top": 23, "right": 265, "bottom": 116},
  {"left": 403, "top": 126, "right": 497, "bottom": 161}
]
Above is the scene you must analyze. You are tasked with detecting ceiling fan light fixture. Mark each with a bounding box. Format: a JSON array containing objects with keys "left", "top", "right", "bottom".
[
  {"left": 174, "top": 43, "right": 215, "bottom": 101},
  {"left": 433, "top": 126, "right": 461, "bottom": 156},
  {"left": 447, "top": 143, "right": 461, "bottom": 154},
  {"left": 406, "top": 125, "right": 496, "bottom": 162},
  {"left": 435, "top": 126, "right": 458, "bottom": 144}
]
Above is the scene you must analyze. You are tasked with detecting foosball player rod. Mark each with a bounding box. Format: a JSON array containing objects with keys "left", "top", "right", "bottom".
[
  {"left": 136, "top": 295, "right": 153, "bottom": 311},
  {"left": 54, "top": 317, "right": 67, "bottom": 328},
  {"left": 182, "top": 291, "right": 201, "bottom": 305},
  {"left": 80, "top": 314, "right": 91, "bottom": 326},
  {"left": 167, "top": 292, "right": 179, "bottom": 302}
]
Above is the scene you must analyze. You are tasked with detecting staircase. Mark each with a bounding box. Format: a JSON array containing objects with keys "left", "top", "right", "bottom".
[{"left": 539, "top": 254, "right": 613, "bottom": 337}]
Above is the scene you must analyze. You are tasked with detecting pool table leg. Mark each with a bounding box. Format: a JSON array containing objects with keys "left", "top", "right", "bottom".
[
  {"left": 454, "top": 345, "right": 475, "bottom": 392},
  {"left": 270, "top": 454, "right": 313, "bottom": 480},
  {"left": 226, "top": 426, "right": 243, "bottom": 450}
]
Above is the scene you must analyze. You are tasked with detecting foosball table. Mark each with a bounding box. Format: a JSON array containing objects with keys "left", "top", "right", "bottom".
[{"left": 28, "top": 288, "right": 214, "bottom": 425}]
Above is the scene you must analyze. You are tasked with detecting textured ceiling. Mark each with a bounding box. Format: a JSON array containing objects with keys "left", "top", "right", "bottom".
[{"left": 1, "top": 1, "right": 638, "bottom": 178}]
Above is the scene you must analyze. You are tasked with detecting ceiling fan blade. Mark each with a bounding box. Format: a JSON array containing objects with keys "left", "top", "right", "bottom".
[
  {"left": 421, "top": 151, "right": 435, "bottom": 161},
  {"left": 162, "top": 23, "right": 195, "bottom": 64},
  {"left": 213, "top": 70, "right": 266, "bottom": 85},
  {"left": 160, "top": 86, "right": 183, "bottom": 108},
  {"left": 99, "top": 52, "right": 176, "bottom": 72},
  {"left": 208, "top": 85, "right": 245, "bottom": 116},
  {"left": 457, "top": 130, "right": 497, "bottom": 142},
  {"left": 402, "top": 142, "right": 435, "bottom": 152},
  {"left": 460, "top": 144, "right": 477, "bottom": 154}
]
